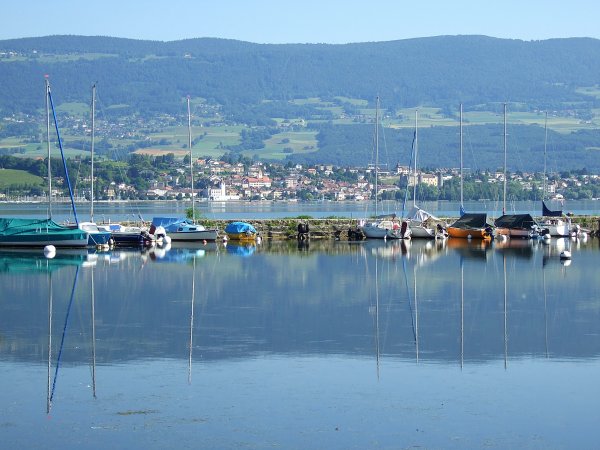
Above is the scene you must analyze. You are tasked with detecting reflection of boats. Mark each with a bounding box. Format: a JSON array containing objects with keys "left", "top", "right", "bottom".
[
  {"left": 446, "top": 236, "right": 491, "bottom": 259},
  {"left": 225, "top": 221, "right": 258, "bottom": 242},
  {"left": 494, "top": 238, "right": 535, "bottom": 259},
  {"left": 360, "top": 97, "right": 410, "bottom": 240},
  {"left": 364, "top": 239, "right": 409, "bottom": 259},
  {"left": 0, "top": 248, "right": 93, "bottom": 273},
  {"left": 226, "top": 242, "right": 256, "bottom": 256},
  {"left": 149, "top": 245, "right": 214, "bottom": 263}
]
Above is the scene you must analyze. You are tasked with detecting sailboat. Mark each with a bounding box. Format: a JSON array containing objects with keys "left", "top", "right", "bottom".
[
  {"left": 447, "top": 104, "right": 493, "bottom": 240},
  {"left": 494, "top": 103, "right": 540, "bottom": 239},
  {"left": 359, "top": 97, "right": 410, "bottom": 240},
  {"left": 152, "top": 97, "right": 218, "bottom": 242},
  {"left": 406, "top": 109, "right": 446, "bottom": 239},
  {"left": 0, "top": 78, "right": 88, "bottom": 248},
  {"left": 73, "top": 83, "right": 112, "bottom": 247},
  {"left": 538, "top": 111, "right": 572, "bottom": 237}
]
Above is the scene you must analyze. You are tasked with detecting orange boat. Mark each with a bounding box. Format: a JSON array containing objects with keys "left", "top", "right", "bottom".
[{"left": 447, "top": 213, "right": 493, "bottom": 240}]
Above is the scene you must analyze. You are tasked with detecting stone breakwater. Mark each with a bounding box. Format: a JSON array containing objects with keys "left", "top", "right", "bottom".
[{"left": 200, "top": 217, "right": 600, "bottom": 240}]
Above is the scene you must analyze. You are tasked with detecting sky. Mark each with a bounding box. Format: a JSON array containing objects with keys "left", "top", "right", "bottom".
[{"left": 2, "top": 0, "right": 600, "bottom": 44}]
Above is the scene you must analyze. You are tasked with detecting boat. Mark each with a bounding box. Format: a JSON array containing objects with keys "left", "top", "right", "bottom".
[
  {"left": 359, "top": 97, "right": 410, "bottom": 240},
  {"left": 493, "top": 104, "right": 540, "bottom": 239},
  {"left": 224, "top": 221, "right": 258, "bottom": 241},
  {"left": 406, "top": 110, "right": 446, "bottom": 239},
  {"left": 447, "top": 104, "right": 493, "bottom": 240},
  {"left": 447, "top": 213, "right": 494, "bottom": 240},
  {"left": 150, "top": 216, "right": 218, "bottom": 242},
  {"left": 494, "top": 214, "right": 539, "bottom": 239},
  {"left": 151, "top": 98, "right": 218, "bottom": 242},
  {"left": 77, "top": 84, "right": 114, "bottom": 247},
  {"left": 98, "top": 223, "right": 154, "bottom": 247},
  {"left": 0, "top": 79, "right": 88, "bottom": 248},
  {"left": 536, "top": 111, "right": 574, "bottom": 238}
]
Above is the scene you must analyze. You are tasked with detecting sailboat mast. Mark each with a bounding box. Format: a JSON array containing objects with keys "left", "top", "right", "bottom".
[
  {"left": 90, "top": 84, "right": 96, "bottom": 222},
  {"left": 187, "top": 96, "right": 195, "bottom": 223},
  {"left": 45, "top": 77, "right": 52, "bottom": 219},
  {"left": 459, "top": 103, "right": 464, "bottom": 211},
  {"left": 413, "top": 109, "right": 418, "bottom": 207},
  {"left": 503, "top": 103, "right": 507, "bottom": 215},
  {"left": 543, "top": 111, "right": 548, "bottom": 202},
  {"left": 374, "top": 96, "right": 379, "bottom": 217}
]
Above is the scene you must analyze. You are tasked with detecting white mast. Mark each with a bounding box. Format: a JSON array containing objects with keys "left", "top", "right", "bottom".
[
  {"left": 542, "top": 111, "right": 548, "bottom": 202},
  {"left": 459, "top": 103, "right": 463, "bottom": 212},
  {"left": 187, "top": 96, "right": 195, "bottom": 222},
  {"left": 45, "top": 77, "right": 52, "bottom": 218},
  {"left": 413, "top": 109, "right": 418, "bottom": 207},
  {"left": 503, "top": 103, "right": 507, "bottom": 215},
  {"left": 90, "top": 84, "right": 96, "bottom": 222},
  {"left": 374, "top": 96, "right": 379, "bottom": 217}
]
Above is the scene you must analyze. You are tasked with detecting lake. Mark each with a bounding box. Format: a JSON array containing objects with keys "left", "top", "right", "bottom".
[
  {"left": 1, "top": 236, "right": 600, "bottom": 449},
  {"left": 2, "top": 198, "right": 600, "bottom": 222}
]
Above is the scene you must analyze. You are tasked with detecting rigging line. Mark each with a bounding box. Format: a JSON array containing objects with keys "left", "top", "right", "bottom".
[
  {"left": 48, "top": 86, "right": 79, "bottom": 225},
  {"left": 402, "top": 128, "right": 417, "bottom": 219},
  {"left": 50, "top": 265, "right": 81, "bottom": 404}
]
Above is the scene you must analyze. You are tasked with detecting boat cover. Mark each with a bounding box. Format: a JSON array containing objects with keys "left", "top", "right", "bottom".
[
  {"left": 494, "top": 214, "right": 537, "bottom": 229},
  {"left": 151, "top": 217, "right": 196, "bottom": 232},
  {"left": 542, "top": 201, "right": 562, "bottom": 217},
  {"left": 449, "top": 213, "right": 488, "bottom": 229},
  {"left": 225, "top": 221, "right": 257, "bottom": 234},
  {"left": 406, "top": 206, "right": 440, "bottom": 223},
  {"left": 0, "top": 218, "right": 83, "bottom": 237}
]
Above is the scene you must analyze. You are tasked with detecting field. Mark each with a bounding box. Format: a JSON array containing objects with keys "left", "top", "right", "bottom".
[
  {"left": 3, "top": 96, "right": 600, "bottom": 161},
  {"left": 0, "top": 169, "right": 44, "bottom": 188}
]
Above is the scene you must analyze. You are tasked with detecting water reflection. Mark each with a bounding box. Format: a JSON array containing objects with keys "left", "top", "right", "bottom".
[{"left": 1, "top": 237, "right": 599, "bottom": 380}]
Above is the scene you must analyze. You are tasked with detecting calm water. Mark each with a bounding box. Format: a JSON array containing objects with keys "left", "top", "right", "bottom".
[
  {"left": 1, "top": 237, "right": 600, "bottom": 449},
  {"left": 2, "top": 198, "right": 600, "bottom": 222}
]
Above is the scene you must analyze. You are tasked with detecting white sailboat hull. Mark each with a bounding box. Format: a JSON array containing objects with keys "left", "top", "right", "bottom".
[
  {"left": 409, "top": 224, "right": 436, "bottom": 239},
  {"left": 360, "top": 221, "right": 411, "bottom": 240},
  {"left": 168, "top": 229, "right": 219, "bottom": 242}
]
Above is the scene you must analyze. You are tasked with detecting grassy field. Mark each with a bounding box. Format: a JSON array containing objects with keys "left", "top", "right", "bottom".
[
  {"left": 258, "top": 130, "right": 319, "bottom": 160},
  {"left": 0, "top": 169, "right": 44, "bottom": 188},
  {"left": 3, "top": 94, "right": 600, "bottom": 161}
]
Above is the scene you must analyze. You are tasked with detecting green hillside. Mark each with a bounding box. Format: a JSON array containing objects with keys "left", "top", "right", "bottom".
[
  {"left": 1, "top": 35, "right": 600, "bottom": 171},
  {"left": 0, "top": 168, "right": 44, "bottom": 190}
]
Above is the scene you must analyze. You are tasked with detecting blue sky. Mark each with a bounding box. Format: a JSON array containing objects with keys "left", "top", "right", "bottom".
[{"left": 2, "top": 0, "right": 599, "bottom": 43}]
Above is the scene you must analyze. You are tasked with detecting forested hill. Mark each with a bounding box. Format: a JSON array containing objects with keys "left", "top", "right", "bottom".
[{"left": 2, "top": 35, "right": 600, "bottom": 115}]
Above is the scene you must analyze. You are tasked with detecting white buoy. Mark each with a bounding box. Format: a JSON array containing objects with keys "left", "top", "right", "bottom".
[
  {"left": 256, "top": 235, "right": 262, "bottom": 245},
  {"left": 44, "top": 245, "right": 56, "bottom": 258},
  {"left": 560, "top": 250, "right": 572, "bottom": 260}
]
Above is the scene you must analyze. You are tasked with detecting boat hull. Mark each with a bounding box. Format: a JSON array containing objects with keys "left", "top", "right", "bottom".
[
  {"left": 0, "top": 232, "right": 89, "bottom": 247},
  {"left": 360, "top": 220, "right": 411, "bottom": 240},
  {"left": 447, "top": 227, "right": 491, "bottom": 240},
  {"left": 0, "top": 218, "right": 89, "bottom": 247},
  {"left": 169, "top": 229, "right": 219, "bottom": 242},
  {"left": 226, "top": 232, "right": 257, "bottom": 242},
  {"left": 409, "top": 224, "right": 436, "bottom": 239}
]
